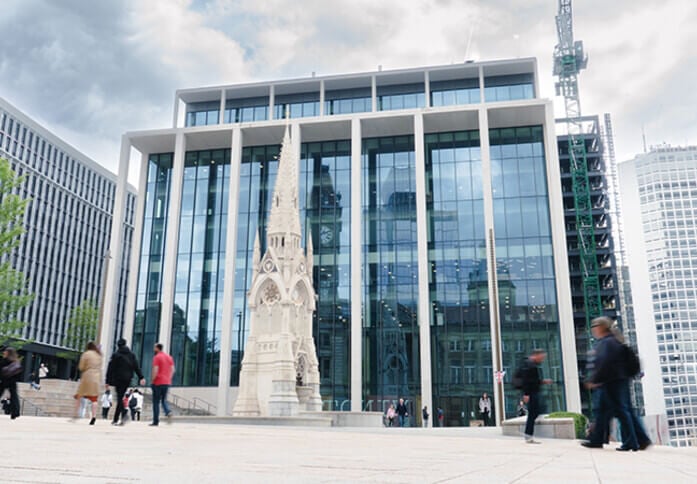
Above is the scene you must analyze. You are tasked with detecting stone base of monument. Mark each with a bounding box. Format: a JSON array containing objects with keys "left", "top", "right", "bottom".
[
  {"left": 174, "top": 411, "right": 384, "bottom": 428},
  {"left": 501, "top": 415, "right": 576, "bottom": 439}
]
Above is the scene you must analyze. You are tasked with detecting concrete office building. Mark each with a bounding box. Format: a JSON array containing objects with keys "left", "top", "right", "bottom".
[
  {"left": 620, "top": 146, "right": 697, "bottom": 446},
  {"left": 103, "top": 58, "right": 581, "bottom": 423},
  {"left": 0, "top": 97, "right": 136, "bottom": 379}
]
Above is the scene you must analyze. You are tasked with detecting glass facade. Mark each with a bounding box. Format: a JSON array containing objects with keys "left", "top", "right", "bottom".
[
  {"left": 232, "top": 145, "right": 280, "bottom": 385},
  {"left": 275, "top": 93, "right": 320, "bottom": 119},
  {"left": 425, "top": 130, "right": 491, "bottom": 427},
  {"left": 490, "top": 126, "right": 565, "bottom": 415},
  {"left": 171, "top": 149, "right": 230, "bottom": 386},
  {"left": 186, "top": 109, "right": 220, "bottom": 127},
  {"left": 430, "top": 79, "right": 480, "bottom": 107},
  {"left": 377, "top": 84, "right": 425, "bottom": 111},
  {"left": 362, "top": 136, "right": 421, "bottom": 416},
  {"left": 325, "top": 88, "right": 372, "bottom": 115},
  {"left": 133, "top": 153, "right": 173, "bottom": 377},
  {"left": 483, "top": 75, "right": 534, "bottom": 102},
  {"left": 300, "top": 141, "right": 352, "bottom": 409},
  {"left": 224, "top": 106, "right": 268, "bottom": 123}
]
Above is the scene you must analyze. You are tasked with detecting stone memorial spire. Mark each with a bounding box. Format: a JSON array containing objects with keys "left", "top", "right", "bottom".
[{"left": 232, "top": 123, "right": 322, "bottom": 417}]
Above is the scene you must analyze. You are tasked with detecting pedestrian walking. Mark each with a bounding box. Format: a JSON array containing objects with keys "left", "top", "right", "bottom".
[
  {"left": 437, "top": 407, "right": 444, "bottom": 427},
  {"left": 129, "top": 389, "right": 143, "bottom": 421},
  {"left": 422, "top": 406, "right": 430, "bottom": 428},
  {"left": 73, "top": 342, "right": 102, "bottom": 425},
  {"left": 516, "top": 349, "right": 552, "bottom": 443},
  {"left": 100, "top": 389, "right": 113, "bottom": 419},
  {"left": 581, "top": 317, "right": 651, "bottom": 451},
  {"left": 479, "top": 392, "right": 492, "bottom": 426},
  {"left": 38, "top": 362, "right": 48, "bottom": 383},
  {"left": 386, "top": 404, "right": 396, "bottom": 427},
  {"left": 29, "top": 371, "right": 40, "bottom": 390},
  {"left": 106, "top": 338, "right": 145, "bottom": 426},
  {"left": 0, "top": 347, "right": 22, "bottom": 419},
  {"left": 396, "top": 398, "right": 409, "bottom": 427},
  {"left": 150, "top": 343, "right": 175, "bottom": 426}
]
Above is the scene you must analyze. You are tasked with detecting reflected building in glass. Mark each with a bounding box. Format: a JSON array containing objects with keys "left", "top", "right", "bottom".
[{"left": 104, "top": 59, "right": 580, "bottom": 423}]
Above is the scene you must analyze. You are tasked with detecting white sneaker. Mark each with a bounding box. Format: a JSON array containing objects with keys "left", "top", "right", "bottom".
[{"left": 525, "top": 437, "right": 541, "bottom": 444}]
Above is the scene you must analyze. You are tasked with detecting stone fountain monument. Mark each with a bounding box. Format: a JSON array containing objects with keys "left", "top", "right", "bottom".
[{"left": 232, "top": 124, "right": 322, "bottom": 417}]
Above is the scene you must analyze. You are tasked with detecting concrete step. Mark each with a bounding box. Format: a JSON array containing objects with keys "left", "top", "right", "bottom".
[{"left": 173, "top": 416, "right": 334, "bottom": 427}]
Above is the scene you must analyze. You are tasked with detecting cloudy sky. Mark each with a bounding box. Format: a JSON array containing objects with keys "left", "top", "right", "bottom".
[{"left": 1, "top": 0, "right": 695, "bottom": 175}]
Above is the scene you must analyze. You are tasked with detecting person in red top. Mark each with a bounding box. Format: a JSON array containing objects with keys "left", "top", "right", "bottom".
[{"left": 150, "top": 343, "right": 175, "bottom": 426}]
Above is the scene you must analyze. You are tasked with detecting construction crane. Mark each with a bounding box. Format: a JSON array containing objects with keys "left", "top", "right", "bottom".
[{"left": 553, "top": 1, "right": 602, "bottom": 331}]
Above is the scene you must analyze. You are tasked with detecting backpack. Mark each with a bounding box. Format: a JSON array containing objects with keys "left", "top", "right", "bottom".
[{"left": 623, "top": 344, "right": 641, "bottom": 378}]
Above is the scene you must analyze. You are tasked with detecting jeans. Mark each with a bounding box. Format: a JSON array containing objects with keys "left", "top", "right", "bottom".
[
  {"left": 1, "top": 380, "right": 20, "bottom": 419},
  {"left": 112, "top": 384, "right": 128, "bottom": 423},
  {"left": 590, "top": 380, "right": 639, "bottom": 449},
  {"left": 524, "top": 392, "right": 541, "bottom": 437},
  {"left": 151, "top": 384, "right": 171, "bottom": 425},
  {"left": 102, "top": 407, "right": 110, "bottom": 419},
  {"left": 398, "top": 414, "right": 406, "bottom": 427}
]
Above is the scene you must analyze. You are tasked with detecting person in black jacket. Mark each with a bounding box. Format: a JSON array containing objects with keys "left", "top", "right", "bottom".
[
  {"left": 0, "top": 347, "right": 22, "bottom": 419},
  {"left": 520, "top": 349, "right": 552, "bottom": 443},
  {"left": 396, "top": 398, "right": 409, "bottom": 427},
  {"left": 581, "top": 317, "right": 650, "bottom": 451},
  {"left": 106, "top": 338, "right": 145, "bottom": 426}
]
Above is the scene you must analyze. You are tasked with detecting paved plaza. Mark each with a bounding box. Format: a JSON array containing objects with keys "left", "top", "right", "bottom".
[{"left": 1, "top": 416, "right": 696, "bottom": 483}]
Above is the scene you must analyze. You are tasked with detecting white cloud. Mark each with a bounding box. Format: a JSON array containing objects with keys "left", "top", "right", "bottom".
[{"left": 0, "top": 0, "right": 694, "bottom": 170}]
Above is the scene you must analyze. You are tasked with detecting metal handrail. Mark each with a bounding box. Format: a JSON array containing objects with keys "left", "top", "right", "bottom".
[
  {"left": 140, "top": 387, "right": 216, "bottom": 415},
  {"left": 20, "top": 398, "right": 47, "bottom": 417}
]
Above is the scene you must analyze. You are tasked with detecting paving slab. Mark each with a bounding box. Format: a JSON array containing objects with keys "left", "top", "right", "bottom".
[{"left": 1, "top": 416, "right": 695, "bottom": 483}]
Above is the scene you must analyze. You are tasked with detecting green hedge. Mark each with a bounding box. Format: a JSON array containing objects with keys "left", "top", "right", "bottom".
[{"left": 546, "top": 412, "right": 588, "bottom": 439}]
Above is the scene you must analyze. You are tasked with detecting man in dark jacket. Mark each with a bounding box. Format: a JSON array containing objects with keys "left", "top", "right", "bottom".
[
  {"left": 396, "top": 398, "right": 409, "bottom": 427},
  {"left": 106, "top": 338, "right": 145, "bottom": 426},
  {"left": 520, "top": 349, "right": 552, "bottom": 443},
  {"left": 581, "top": 317, "right": 649, "bottom": 451}
]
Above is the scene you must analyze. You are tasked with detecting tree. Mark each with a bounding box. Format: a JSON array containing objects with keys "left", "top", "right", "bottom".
[
  {"left": 0, "top": 157, "right": 33, "bottom": 344},
  {"left": 62, "top": 298, "right": 99, "bottom": 353}
]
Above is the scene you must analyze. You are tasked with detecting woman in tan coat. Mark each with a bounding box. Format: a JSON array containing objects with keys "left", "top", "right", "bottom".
[{"left": 74, "top": 342, "right": 102, "bottom": 425}]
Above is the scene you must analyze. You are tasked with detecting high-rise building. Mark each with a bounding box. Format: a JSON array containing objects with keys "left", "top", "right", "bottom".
[
  {"left": 556, "top": 115, "right": 640, "bottom": 414},
  {"left": 104, "top": 58, "right": 581, "bottom": 423},
  {"left": 619, "top": 146, "right": 697, "bottom": 447},
  {"left": 0, "top": 97, "right": 136, "bottom": 379}
]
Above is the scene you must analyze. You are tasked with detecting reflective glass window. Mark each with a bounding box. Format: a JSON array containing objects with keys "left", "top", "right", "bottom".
[
  {"left": 362, "top": 135, "right": 421, "bottom": 420},
  {"left": 489, "top": 125, "right": 565, "bottom": 416}
]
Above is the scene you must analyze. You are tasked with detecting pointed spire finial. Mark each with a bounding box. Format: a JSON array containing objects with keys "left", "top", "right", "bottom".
[{"left": 253, "top": 230, "right": 261, "bottom": 270}]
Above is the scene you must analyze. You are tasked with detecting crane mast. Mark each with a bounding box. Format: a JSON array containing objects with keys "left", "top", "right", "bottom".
[{"left": 554, "top": 0, "right": 602, "bottom": 330}]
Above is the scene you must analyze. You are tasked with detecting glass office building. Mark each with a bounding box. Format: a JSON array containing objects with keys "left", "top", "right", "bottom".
[
  {"left": 620, "top": 146, "right": 697, "bottom": 446},
  {"left": 0, "top": 96, "right": 136, "bottom": 380},
  {"left": 106, "top": 59, "right": 579, "bottom": 423}
]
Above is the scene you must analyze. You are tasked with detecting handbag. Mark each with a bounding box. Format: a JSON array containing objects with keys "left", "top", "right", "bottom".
[{"left": 1, "top": 361, "right": 22, "bottom": 379}]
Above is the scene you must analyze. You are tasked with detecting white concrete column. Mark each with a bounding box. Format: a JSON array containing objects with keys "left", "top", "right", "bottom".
[
  {"left": 218, "top": 127, "right": 243, "bottom": 416},
  {"left": 414, "top": 113, "right": 433, "bottom": 420},
  {"left": 479, "top": 108, "right": 505, "bottom": 425},
  {"left": 122, "top": 152, "right": 149, "bottom": 343},
  {"left": 269, "top": 85, "right": 275, "bottom": 121},
  {"left": 371, "top": 75, "right": 377, "bottom": 112},
  {"left": 158, "top": 132, "right": 186, "bottom": 347},
  {"left": 173, "top": 92, "right": 180, "bottom": 128},
  {"left": 319, "top": 80, "right": 325, "bottom": 116},
  {"left": 479, "top": 66, "right": 485, "bottom": 103},
  {"left": 219, "top": 89, "right": 226, "bottom": 124},
  {"left": 100, "top": 135, "right": 131, "bottom": 357},
  {"left": 424, "top": 71, "right": 431, "bottom": 108},
  {"left": 350, "top": 118, "right": 362, "bottom": 412},
  {"left": 543, "top": 101, "right": 581, "bottom": 413}
]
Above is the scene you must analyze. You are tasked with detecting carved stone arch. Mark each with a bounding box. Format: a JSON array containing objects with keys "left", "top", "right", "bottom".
[{"left": 295, "top": 352, "right": 309, "bottom": 387}]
